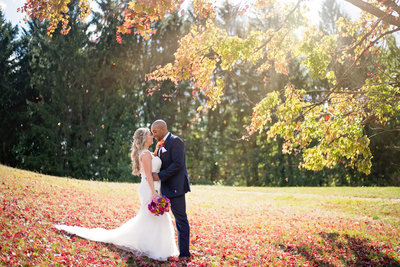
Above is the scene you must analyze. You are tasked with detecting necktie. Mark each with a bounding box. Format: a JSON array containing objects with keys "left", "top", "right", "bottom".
[{"left": 154, "top": 139, "right": 165, "bottom": 156}]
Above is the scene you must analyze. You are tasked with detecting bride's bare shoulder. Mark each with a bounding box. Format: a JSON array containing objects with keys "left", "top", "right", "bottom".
[{"left": 139, "top": 149, "right": 152, "bottom": 160}]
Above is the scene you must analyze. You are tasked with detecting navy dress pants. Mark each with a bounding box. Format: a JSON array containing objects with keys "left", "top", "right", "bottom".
[{"left": 170, "top": 194, "right": 190, "bottom": 257}]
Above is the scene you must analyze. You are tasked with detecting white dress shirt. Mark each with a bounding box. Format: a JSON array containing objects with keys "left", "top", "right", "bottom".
[{"left": 162, "top": 132, "right": 170, "bottom": 142}]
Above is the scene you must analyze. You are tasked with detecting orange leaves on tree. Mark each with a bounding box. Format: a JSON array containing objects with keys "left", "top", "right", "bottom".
[
  {"left": 116, "top": 0, "right": 184, "bottom": 43},
  {"left": 20, "top": 0, "right": 91, "bottom": 36},
  {"left": 20, "top": 0, "right": 183, "bottom": 39},
  {"left": 192, "top": 0, "right": 216, "bottom": 20},
  {"left": 146, "top": 0, "right": 302, "bottom": 111}
]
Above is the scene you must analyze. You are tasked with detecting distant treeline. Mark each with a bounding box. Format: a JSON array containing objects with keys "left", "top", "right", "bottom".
[{"left": 1, "top": 0, "right": 399, "bottom": 186}]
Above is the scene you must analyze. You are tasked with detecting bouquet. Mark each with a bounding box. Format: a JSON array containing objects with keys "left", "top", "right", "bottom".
[{"left": 148, "top": 195, "right": 171, "bottom": 216}]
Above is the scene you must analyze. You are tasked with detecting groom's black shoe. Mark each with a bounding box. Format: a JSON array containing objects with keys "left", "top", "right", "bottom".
[{"left": 178, "top": 256, "right": 192, "bottom": 262}]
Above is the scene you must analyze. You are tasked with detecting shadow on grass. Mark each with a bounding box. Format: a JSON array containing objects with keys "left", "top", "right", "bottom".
[
  {"left": 60, "top": 233, "right": 178, "bottom": 267},
  {"left": 279, "top": 232, "right": 400, "bottom": 266},
  {"left": 104, "top": 244, "right": 175, "bottom": 267}
]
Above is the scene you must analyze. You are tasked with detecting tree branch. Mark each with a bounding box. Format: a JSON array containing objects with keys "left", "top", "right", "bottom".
[
  {"left": 361, "top": 114, "right": 376, "bottom": 125},
  {"left": 334, "top": 27, "right": 400, "bottom": 92},
  {"left": 377, "top": 0, "right": 400, "bottom": 16},
  {"left": 328, "top": 134, "right": 349, "bottom": 145},
  {"left": 350, "top": 16, "right": 383, "bottom": 52},
  {"left": 345, "top": 0, "right": 400, "bottom": 27},
  {"left": 306, "top": 90, "right": 364, "bottom": 94},
  {"left": 255, "top": 0, "right": 303, "bottom": 52},
  {"left": 369, "top": 128, "right": 400, "bottom": 138}
]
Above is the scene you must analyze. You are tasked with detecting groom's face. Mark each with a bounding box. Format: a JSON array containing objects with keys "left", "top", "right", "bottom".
[{"left": 151, "top": 126, "right": 162, "bottom": 141}]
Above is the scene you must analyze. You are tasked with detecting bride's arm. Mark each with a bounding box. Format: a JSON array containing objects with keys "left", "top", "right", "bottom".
[{"left": 141, "top": 151, "right": 159, "bottom": 199}]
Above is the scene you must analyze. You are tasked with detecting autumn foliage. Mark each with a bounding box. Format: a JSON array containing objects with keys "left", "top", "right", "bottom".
[
  {"left": 20, "top": 0, "right": 90, "bottom": 36},
  {"left": 116, "top": 0, "right": 183, "bottom": 43},
  {"left": 1, "top": 165, "right": 400, "bottom": 265},
  {"left": 18, "top": 0, "right": 400, "bottom": 174}
]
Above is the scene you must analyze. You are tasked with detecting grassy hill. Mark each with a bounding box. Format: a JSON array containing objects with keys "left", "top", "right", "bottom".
[{"left": 1, "top": 164, "right": 399, "bottom": 266}]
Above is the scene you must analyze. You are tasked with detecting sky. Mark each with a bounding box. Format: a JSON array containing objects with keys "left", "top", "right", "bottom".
[
  {"left": 0, "top": 0, "right": 362, "bottom": 29},
  {"left": 0, "top": 0, "right": 25, "bottom": 25}
]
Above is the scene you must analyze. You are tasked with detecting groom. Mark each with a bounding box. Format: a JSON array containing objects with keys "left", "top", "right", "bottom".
[{"left": 151, "top": 120, "right": 191, "bottom": 259}]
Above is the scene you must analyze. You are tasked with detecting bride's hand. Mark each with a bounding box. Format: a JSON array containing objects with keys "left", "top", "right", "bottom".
[{"left": 152, "top": 192, "right": 160, "bottom": 200}]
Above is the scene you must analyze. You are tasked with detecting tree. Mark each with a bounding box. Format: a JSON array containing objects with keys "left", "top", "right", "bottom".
[
  {"left": 148, "top": 0, "right": 400, "bottom": 175},
  {"left": 0, "top": 10, "right": 29, "bottom": 166},
  {"left": 13, "top": 0, "right": 196, "bottom": 182},
  {"left": 13, "top": 2, "right": 95, "bottom": 177},
  {"left": 19, "top": 0, "right": 400, "bottom": 176},
  {"left": 320, "top": 0, "right": 347, "bottom": 34}
]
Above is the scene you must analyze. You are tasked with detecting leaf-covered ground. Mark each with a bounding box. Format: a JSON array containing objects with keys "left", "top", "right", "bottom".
[{"left": 1, "top": 165, "right": 399, "bottom": 266}]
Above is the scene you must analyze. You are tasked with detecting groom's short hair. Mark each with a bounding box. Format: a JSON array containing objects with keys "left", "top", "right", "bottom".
[{"left": 152, "top": 120, "right": 167, "bottom": 130}]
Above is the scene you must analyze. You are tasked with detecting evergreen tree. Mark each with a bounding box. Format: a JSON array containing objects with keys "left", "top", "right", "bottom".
[
  {"left": 3, "top": 0, "right": 399, "bottom": 186},
  {"left": 86, "top": 0, "right": 194, "bottom": 182},
  {"left": 0, "top": 10, "right": 22, "bottom": 166},
  {"left": 319, "top": 0, "right": 345, "bottom": 34},
  {"left": 365, "top": 36, "right": 400, "bottom": 186},
  {"left": 13, "top": 6, "right": 93, "bottom": 177},
  {"left": 13, "top": 0, "right": 195, "bottom": 182}
]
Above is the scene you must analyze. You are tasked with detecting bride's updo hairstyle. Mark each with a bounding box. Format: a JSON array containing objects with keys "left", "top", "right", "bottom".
[{"left": 131, "top": 128, "right": 149, "bottom": 175}]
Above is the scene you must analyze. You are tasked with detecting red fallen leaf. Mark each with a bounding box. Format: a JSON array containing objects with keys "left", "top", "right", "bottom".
[
  {"left": 324, "top": 114, "right": 330, "bottom": 121},
  {"left": 2, "top": 166, "right": 398, "bottom": 266}
]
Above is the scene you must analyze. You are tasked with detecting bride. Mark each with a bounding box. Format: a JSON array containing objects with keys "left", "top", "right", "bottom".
[{"left": 55, "top": 128, "right": 178, "bottom": 261}]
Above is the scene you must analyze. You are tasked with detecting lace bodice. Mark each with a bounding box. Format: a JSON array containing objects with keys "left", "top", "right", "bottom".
[{"left": 139, "top": 149, "right": 162, "bottom": 176}]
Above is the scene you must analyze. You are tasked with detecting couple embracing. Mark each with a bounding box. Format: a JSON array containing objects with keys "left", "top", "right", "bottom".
[{"left": 55, "top": 120, "right": 191, "bottom": 261}]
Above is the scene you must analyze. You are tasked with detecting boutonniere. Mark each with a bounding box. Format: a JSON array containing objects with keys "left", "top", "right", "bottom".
[{"left": 154, "top": 139, "right": 166, "bottom": 156}]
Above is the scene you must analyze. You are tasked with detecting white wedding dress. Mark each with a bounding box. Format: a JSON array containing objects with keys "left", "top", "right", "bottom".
[{"left": 55, "top": 149, "right": 178, "bottom": 261}]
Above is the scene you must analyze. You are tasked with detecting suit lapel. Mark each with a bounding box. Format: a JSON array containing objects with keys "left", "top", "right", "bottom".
[
  {"left": 160, "top": 133, "right": 172, "bottom": 159},
  {"left": 164, "top": 133, "right": 172, "bottom": 149}
]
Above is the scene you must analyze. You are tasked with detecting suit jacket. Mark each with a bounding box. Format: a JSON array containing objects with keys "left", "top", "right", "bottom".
[{"left": 158, "top": 133, "right": 191, "bottom": 198}]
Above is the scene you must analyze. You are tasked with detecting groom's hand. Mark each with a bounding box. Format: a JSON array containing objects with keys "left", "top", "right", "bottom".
[{"left": 152, "top": 172, "right": 160, "bottom": 181}]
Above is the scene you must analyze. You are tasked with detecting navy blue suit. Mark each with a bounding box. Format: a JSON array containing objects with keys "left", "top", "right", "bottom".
[{"left": 158, "top": 133, "right": 191, "bottom": 257}]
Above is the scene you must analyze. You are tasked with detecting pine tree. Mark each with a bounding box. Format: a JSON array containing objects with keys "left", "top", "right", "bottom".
[
  {"left": 0, "top": 10, "right": 25, "bottom": 166},
  {"left": 13, "top": 2, "right": 93, "bottom": 177},
  {"left": 319, "top": 0, "right": 346, "bottom": 34}
]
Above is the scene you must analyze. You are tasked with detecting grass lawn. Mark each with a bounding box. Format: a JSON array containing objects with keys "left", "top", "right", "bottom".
[{"left": 1, "top": 164, "right": 399, "bottom": 266}]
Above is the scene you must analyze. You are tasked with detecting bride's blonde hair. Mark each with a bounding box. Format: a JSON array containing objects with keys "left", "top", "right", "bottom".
[{"left": 131, "top": 128, "right": 149, "bottom": 175}]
